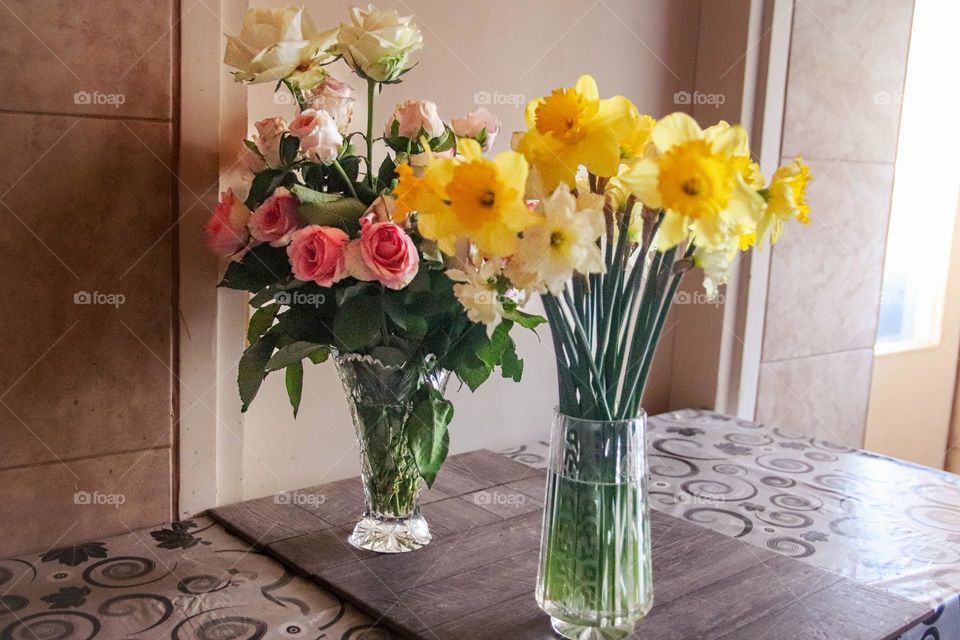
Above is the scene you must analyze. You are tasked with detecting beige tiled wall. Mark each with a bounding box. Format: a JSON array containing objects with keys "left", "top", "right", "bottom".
[
  {"left": 755, "top": 0, "right": 914, "bottom": 446},
  {"left": 0, "top": 1, "right": 176, "bottom": 556}
]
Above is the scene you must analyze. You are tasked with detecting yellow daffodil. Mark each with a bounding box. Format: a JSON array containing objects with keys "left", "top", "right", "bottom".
[
  {"left": 618, "top": 112, "right": 765, "bottom": 251},
  {"left": 515, "top": 75, "right": 639, "bottom": 192},
  {"left": 394, "top": 139, "right": 538, "bottom": 256},
  {"left": 620, "top": 113, "right": 656, "bottom": 161},
  {"left": 758, "top": 157, "right": 812, "bottom": 245}
]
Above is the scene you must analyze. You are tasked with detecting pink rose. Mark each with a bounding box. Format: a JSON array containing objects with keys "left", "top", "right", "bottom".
[
  {"left": 204, "top": 189, "right": 252, "bottom": 258},
  {"left": 249, "top": 187, "right": 303, "bottom": 247},
  {"left": 302, "top": 76, "right": 355, "bottom": 133},
  {"left": 451, "top": 107, "right": 501, "bottom": 152},
  {"left": 290, "top": 108, "right": 343, "bottom": 163},
  {"left": 346, "top": 218, "right": 419, "bottom": 290},
  {"left": 253, "top": 117, "right": 287, "bottom": 167},
  {"left": 386, "top": 99, "right": 445, "bottom": 139},
  {"left": 287, "top": 225, "right": 350, "bottom": 287}
]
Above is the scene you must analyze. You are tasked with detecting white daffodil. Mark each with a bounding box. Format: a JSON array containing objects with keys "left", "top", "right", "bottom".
[
  {"left": 508, "top": 184, "right": 606, "bottom": 295},
  {"left": 447, "top": 260, "right": 504, "bottom": 336}
]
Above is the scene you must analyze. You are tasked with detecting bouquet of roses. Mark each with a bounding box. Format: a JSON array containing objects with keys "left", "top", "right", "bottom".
[
  {"left": 205, "top": 6, "right": 548, "bottom": 530},
  {"left": 206, "top": 4, "right": 544, "bottom": 417}
]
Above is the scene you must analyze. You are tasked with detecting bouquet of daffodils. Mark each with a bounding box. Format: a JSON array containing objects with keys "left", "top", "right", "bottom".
[
  {"left": 396, "top": 75, "right": 810, "bottom": 421},
  {"left": 205, "top": 4, "right": 544, "bottom": 429}
]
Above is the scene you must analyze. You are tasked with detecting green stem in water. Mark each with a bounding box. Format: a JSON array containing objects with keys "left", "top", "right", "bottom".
[{"left": 366, "top": 78, "right": 377, "bottom": 188}]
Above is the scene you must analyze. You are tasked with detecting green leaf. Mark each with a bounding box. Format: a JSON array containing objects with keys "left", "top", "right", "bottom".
[
  {"left": 267, "top": 341, "right": 330, "bottom": 371},
  {"left": 243, "top": 139, "right": 264, "bottom": 159},
  {"left": 431, "top": 127, "right": 456, "bottom": 153},
  {"left": 502, "top": 306, "right": 547, "bottom": 330},
  {"left": 405, "top": 386, "right": 454, "bottom": 487},
  {"left": 445, "top": 322, "right": 494, "bottom": 391},
  {"left": 308, "top": 348, "right": 329, "bottom": 365},
  {"left": 476, "top": 322, "right": 511, "bottom": 370},
  {"left": 500, "top": 335, "right": 524, "bottom": 382},
  {"left": 218, "top": 244, "right": 292, "bottom": 292},
  {"left": 332, "top": 295, "right": 383, "bottom": 351},
  {"left": 382, "top": 296, "right": 428, "bottom": 337},
  {"left": 280, "top": 133, "right": 300, "bottom": 166},
  {"left": 247, "top": 304, "right": 279, "bottom": 344},
  {"left": 377, "top": 155, "right": 397, "bottom": 188},
  {"left": 238, "top": 336, "right": 276, "bottom": 412},
  {"left": 244, "top": 169, "right": 288, "bottom": 209},
  {"left": 291, "top": 185, "right": 365, "bottom": 232},
  {"left": 285, "top": 362, "right": 303, "bottom": 418},
  {"left": 328, "top": 155, "right": 360, "bottom": 192}
]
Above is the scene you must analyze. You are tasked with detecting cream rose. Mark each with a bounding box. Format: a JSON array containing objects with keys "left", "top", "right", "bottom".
[
  {"left": 224, "top": 7, "right": 337, "bottom": 84},
  {"left": 252, "top": 117, "right": 287, "bottom": 168},
  {"left": 334, "top": 5, "right": 423, "bottom": 82},
  {"left": 289, "top": 109, "right": 343, "bottom": 163},
  {"left": 301, "top": 75, "right": 356, "bottom": 133},
  {"left": 386, "top": 99, "right": 445, "bottom": 139},
  {"left": 451, "top": 107, "right": 501, "bottom": 152}
]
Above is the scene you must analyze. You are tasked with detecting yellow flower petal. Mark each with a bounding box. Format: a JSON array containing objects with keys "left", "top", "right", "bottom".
[
  {"left": 704, "top": 121, "right": 749, "bottom": 157},
  {"left": 651, "top": 112, "right": 703, "bottom": 152},
  {"left": 574, "top": 74, "right": 600, "bottom": 101},
  {"left": 576, "top": 127, "right": 622, "bottom": 178},
  {"left": 457, "top": 138, "right": 484, "bottom": 161},
  {"left": 493, "top": 150, "right": 530, "bottom": 198},
  {"left": 618, "top": 157, "right": 661, "bottom": 208},
  {"left": 655, "top": 210, "right": 690, "bottom": 250}
]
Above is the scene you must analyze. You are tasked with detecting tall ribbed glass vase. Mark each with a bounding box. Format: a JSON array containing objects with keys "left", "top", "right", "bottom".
[
  {"left": 536, "top": 410, "right": 653, "bottom": 639},
  {"left": 334, "top": 353, "right": 449, "bottom": 553}
]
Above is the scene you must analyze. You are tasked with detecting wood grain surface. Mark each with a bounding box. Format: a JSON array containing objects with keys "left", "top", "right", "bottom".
[{"left": 210, "top": 449, "right": 928, "bottom": 640}]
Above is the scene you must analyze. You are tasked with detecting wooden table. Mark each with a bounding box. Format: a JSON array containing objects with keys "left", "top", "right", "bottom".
[{"left": 210, "top": 450, "right": 928, "bottom": 640}]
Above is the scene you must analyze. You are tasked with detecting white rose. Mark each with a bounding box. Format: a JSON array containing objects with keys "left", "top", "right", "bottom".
[
  {"left": 301, "top": 75, "right": 356, "bottom": 133},
  {"left": 451, "top": 107, "right": 501, "bottom": 152},
  {"left": 224, "top": 7, "right": 337, "bottom": 84},
  {"left": 387, "top": 99, "right": 445, "bottom": 139},
  {"left": 334, "top": 5, "right": 423, "bottom": 82},
  {"left": 289, "top": 109, "right": 343, "bottom": 164},
  {"left": 252, "top": 117, "right": 288, "bottom": 167}
]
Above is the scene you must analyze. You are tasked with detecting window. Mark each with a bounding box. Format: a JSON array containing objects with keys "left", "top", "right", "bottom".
[{"left": 876, "top": 0, "right": 960, "bottom": 352}]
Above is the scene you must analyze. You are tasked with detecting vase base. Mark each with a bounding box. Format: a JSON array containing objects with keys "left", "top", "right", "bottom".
[
  {"left": 550, "top": 617, "right": 635, "bottom": 640},
  {"left": 349, "top": 514, "right": 431, "bottom": 553}
]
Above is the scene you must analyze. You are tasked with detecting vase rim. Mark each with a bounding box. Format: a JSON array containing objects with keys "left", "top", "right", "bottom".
[
  {"left": 333, "top": 350, "right": 439, "bottom": 371},
  {"left": 553, "top": 407, "right": 648, "bottom": 425}
]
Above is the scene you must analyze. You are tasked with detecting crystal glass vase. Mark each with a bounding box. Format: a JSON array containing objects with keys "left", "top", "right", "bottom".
[
  {"left": 334, "top": 353, "right": 450, "bottom": 553},
  {"left": 536, "top": 410, "right": 654, "bottom": 639}
]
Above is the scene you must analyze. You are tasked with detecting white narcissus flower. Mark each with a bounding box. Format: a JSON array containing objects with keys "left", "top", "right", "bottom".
[
  {"left": 451, "top": 107, "right": 501, "bottom": 152},
  {"left": 289, "top": 109, "right": 343, "bottom": 164},
  {"left": 508, "top": 184, "right": 606, "bottom": 295},
  {"left": 334, "top": 5, "right": 423, "bottom": 82},
  {"left": 252, "top": 117, "right": 288, "bottom": 168},
  {"left": 695, "top": 243, "right": 737, "bottom": 300},
  {"left": 301, "top": 76, "right": 356, "bottom": 133},
  {"left": 224, "top": 7, "right": 337, "bottom": 84},
  {"left": 447, "top": 260, "right": 504, "bottom": 336}
]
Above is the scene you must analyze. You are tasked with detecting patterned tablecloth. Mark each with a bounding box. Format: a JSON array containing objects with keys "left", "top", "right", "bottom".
[{"left": 1, "top": 409, "right": 958, "bottom": 639}]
